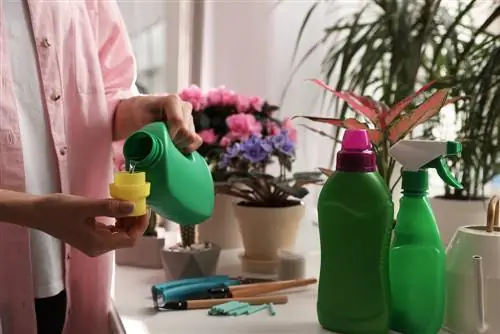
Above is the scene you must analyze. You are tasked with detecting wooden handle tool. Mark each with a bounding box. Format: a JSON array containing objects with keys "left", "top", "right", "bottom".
[
  {"left": 161, "top": 295, "right": 288, "bottom": 310},
  {"left": 230, "top": 277, "right": 317, "bottom": 297}
]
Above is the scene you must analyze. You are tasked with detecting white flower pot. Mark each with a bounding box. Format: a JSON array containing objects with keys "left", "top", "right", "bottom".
[
  {"left": 429, "top": 197, "right": 490, "bottom": 246},
  {"left": 233, "top": 201, "right": 305, "bottom": 265}
]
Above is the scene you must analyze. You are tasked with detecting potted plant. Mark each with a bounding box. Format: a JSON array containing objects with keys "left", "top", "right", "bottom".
[
  {"left": 160, "top": 224, "right": 221, "bottom": 281},
  {"left": 216, "top": 131, "right": 323, "bottom": 274},
  {"left": 286, "top": 0, "right": 499, "bottom": 243},
  {"left": 284, "top": 0, "right": 497, "bottom": 194},
  {"left": 294, "top": 79, "right": 461, "bottom": 191},
  {"left": 178, "top": 85, "right": 294, "bottom": 249},
  {"left": 428, "top": 32, "right": 500, "bottom": 244},
  {"left": 115, "top": 208, "right": 165, "bottom": 269}
]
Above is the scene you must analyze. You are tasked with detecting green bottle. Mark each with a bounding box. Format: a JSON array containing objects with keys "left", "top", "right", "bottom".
[
  {"left": 389, "top": 140, "right": 463, "bottom": 334},
  {"left": 317, "top": 129, "right": 393, "bottom": 334},
  {"left": 122, "top": 122, "right": 214, "bottom": 226}
]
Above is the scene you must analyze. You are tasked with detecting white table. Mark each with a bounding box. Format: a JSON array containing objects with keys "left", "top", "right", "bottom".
[
  {"left": 113, "top": 249, "right": 451, "bottom": 334},
  {"left": 113, "top": 218, "right": 452, "bottom": 334},
  {"left": 113, "top": 250, "right": 329, "bottom": 334}
]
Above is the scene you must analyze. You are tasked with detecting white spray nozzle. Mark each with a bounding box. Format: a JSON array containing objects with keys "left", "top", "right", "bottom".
[{"left": 389, "top": 140, "right": 463, "bottom": 189}]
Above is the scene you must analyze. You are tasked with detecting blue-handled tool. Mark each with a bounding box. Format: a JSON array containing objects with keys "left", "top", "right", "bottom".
[
  {"left": 152, "top": 277, "right": 241, "bottom": 307},
  {"left": 151, "top": 275, "right": 229, "bottom": 300},
  {"left": 151, "top": 276, "right": 274, "bottom": 308}
]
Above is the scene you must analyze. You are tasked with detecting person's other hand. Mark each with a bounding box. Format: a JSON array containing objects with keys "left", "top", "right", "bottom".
[
  {"left": 34, "top": 193, "right": 149, "bottom": 257},
  {"left": 114, "top": 94, "right": 202, "bottom": 153}
]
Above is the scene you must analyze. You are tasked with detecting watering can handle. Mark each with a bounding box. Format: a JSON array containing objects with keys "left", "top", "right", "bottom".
[{"left": 486, "top": 195, "right": 500, "bottom": 233}]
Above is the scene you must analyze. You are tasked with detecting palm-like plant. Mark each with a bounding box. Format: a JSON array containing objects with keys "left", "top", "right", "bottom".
[
  {"left": 436, "top": 13, "right": 500, "bottom": 199},
  {"left": 285, "top": 0, "right": 500, "bottom": 197}
]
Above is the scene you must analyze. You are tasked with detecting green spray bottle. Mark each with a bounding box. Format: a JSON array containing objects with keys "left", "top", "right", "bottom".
[
  {"left": 389, "top": 140, "right": 463, "bottom": 334},
  {"left": 112, "top": 122, "right": 215, "bottom": 226}
]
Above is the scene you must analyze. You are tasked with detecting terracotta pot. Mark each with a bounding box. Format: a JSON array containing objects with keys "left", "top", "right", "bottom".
[
  {"left": 198, "top": 194, "right": 242, "bottom": 249},
  {"left": 430, "top": 196, "right": 490, "bottom": 246},
  {"left": 233, "top": 201, "right": 305, "bottom": 261},
  {"left": 161, "top": 244, "right": 221, "bottom": 281},
  {"left": 115, "top": 236, "right": 164, "bottom": 269}
]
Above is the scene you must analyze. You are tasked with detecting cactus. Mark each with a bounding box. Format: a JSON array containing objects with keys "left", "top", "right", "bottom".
[
  {"left": 180, "top": 225, "right": 197, "bottom": 248},
  {"left": 143, "top": 208, "right": 158, "bottom": 237}
]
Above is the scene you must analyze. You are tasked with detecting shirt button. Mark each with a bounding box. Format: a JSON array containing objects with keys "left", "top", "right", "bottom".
[
  {"left": 59, "top": 146, "right": 67, "bottom": 156},
  {"left": 40, "top": 37, "right": 51, "bottom": 48},
  {"left": 50, "top": 90, "right": 61, "bottom": 101}
]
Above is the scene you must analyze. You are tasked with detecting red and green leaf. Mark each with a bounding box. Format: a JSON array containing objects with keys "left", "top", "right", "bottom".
[
  {"left": 388, "top": 89, "right": 449, "bottom": 143},
  {"left": 293, "top": 115, "right": 382, "bottom": 144},
  {"left": 384, "top": 80, "right": 436, "bottom": 126},
  {"left": 318, "top": 167, "right": 333, "bottom": 177},
  {"left": 367, "top": 129, "right": 383, "bottom": 144},
  {"left": 309, "top": 79, "right": 379, "bottom": 125},
  {"left": 292, "top": 116, "right": 369, "bottom": 130},
  {"left": 353, "top": 96, "right": 390, "bottom": 115}
]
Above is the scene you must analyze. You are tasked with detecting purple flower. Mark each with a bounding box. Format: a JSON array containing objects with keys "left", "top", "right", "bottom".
[
  {"left": 240, "top": 136, "right": 272, "bottom": 163},
  {"left": 270, "top": 131, "right": 295, "bottom": 156},
  {"left": 226, "top": 142, "right": 241, "bottom": 158},
  {"left": 218, "top": 142, "right": 240, "bottom": 169}
]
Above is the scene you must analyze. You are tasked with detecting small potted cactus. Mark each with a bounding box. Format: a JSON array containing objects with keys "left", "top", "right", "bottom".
[
  {"left": 160, "top": 225, "right": 221, "bottom": 281},
  {"left": 115, "top": 209, "right": 165, "bottom": 269}
]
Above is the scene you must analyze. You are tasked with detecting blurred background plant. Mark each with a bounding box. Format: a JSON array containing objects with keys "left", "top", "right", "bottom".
[
  {"left": 284, "top": 0, "right": 500, "bottom": 199},
  {"left": 434, "top": 6, "right": 500, "bottom": 199}
]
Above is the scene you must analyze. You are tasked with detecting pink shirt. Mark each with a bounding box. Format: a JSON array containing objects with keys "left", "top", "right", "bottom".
[{"left": 0, "top": 1, "right": 136, "bottom": 333}]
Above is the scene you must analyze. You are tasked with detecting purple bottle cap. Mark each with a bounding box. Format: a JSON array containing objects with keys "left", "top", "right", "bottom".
[
  {"left": 341, "top": 129, "right": 372, "bottom": 151},
  {"left": 336, "top": 129, "right": 377, "bottom": 172}
]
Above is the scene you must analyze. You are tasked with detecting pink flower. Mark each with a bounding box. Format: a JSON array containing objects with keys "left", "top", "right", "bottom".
[
  {"left": 199, "top": 129, "right": 217, "bottom": 144},
  {"left": 266, "top": 121, "right": 281, "bottom": 136},
  {"left": 226, "top": 114, "right": 262, "bottom": 140},
  {"left": 222, "top": 90, "right": 237, "bottom": 105},
  {"left": 179, "top": 85, "right": 206, "bottom": 111},
  {"left": 207, "top": 86, "right": 237, "bottom": 107},
  {"left": 282, "top": 117, "right": 297, "bottom": 142},
  {"left": 236, "top": 95, "right": 251, "bottom": 113},
  {"left": 249, "top": 96, "right": 264, "bottom": 112},
  {"left": 220, "top": 135, "right": 233, "bottom": 147}
]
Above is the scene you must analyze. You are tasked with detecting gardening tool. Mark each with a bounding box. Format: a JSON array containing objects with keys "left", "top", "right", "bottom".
[
  {"left": 151, "top": 275, "right": 273, "bottom": 307},
  {"left": 208, "top": 278, "right": 317, "bottom": 298},
  {"left": 158, "top": 295, "right": 288, "bottom": 311},
  {"left": 444, "top": 195, "right": 500, "bottom": 334}
]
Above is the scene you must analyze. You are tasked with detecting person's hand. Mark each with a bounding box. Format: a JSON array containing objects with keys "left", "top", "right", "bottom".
[
  {"left": 33, "top": 193, "right": 149, "bottom": 257},
  {"left": 113, "top": 94, "right": 202, "bottom": 153}
]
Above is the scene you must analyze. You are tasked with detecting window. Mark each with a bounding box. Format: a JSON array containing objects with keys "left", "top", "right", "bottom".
[{"left": 118, "top": 0, "right": 196, "bottom": 94}]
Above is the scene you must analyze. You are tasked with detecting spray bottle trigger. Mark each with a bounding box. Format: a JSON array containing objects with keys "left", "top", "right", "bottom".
[{"left": 424, "top": 157, "right": 463, "bottom": 190}]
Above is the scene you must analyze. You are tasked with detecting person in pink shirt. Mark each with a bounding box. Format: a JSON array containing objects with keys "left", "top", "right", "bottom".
[{"left": 0, "top": 1, "right": 202, "bottom": 334}]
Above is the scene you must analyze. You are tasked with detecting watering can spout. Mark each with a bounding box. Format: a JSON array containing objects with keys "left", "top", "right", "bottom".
[{"left": 473, "top": 255, "right": 488, "bottom": 333}]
